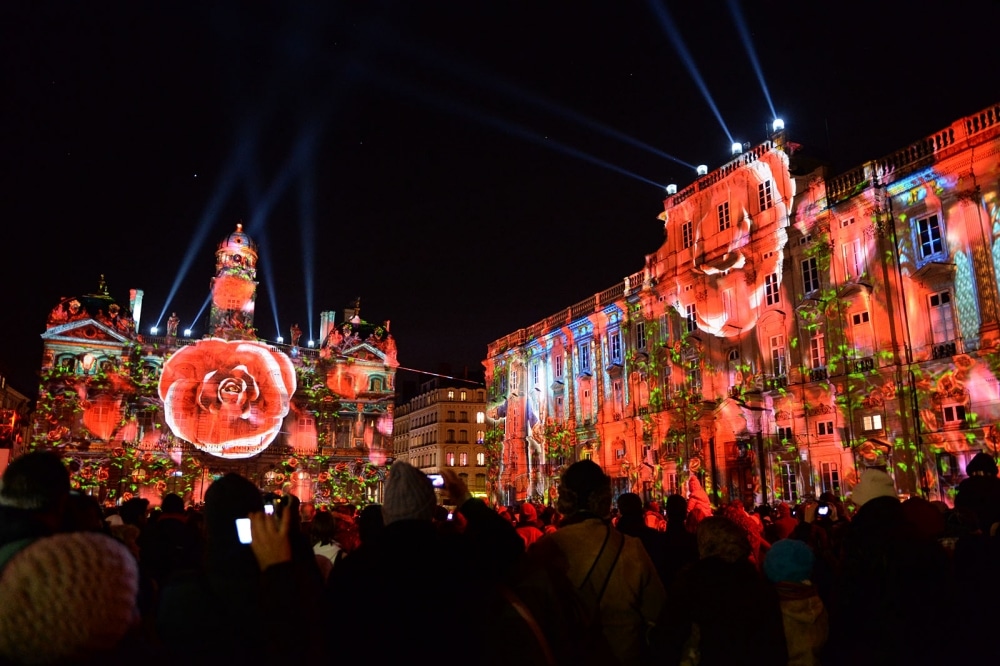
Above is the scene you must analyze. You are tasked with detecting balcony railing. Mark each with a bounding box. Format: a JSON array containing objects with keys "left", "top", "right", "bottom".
[
  {"left": 809, "top": 367, "right": 828, "bottom": 382},
  {"left": 932, "top": 340, "right": 958, "bottom": 359},
  {"left": 851, "top": 357, "right": 875, "bottom": 373},
  {"left": 764, "top": 375, "right": 788, "bottom": 391}
]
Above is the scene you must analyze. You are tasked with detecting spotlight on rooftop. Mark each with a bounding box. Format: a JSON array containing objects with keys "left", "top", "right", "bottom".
[
  {"left": 183, "top": 329, "right": 192, "bottom": 337},
  {"left": 731, "top": 142, "right": 743, "bottom": 155},
  {"left": 696, "top": 164, "right": 709, "bottom": 176},
  {"left": 150, "top": 326, "right": 158, "bottom": 335},
  {"left": 666, "top": 184, "right": 678, "bottom": 195},
  {"left": 772, "top": 118, "right": 785, "bottom": 132},
  {"left": 307, "top": 340, "right": 315, "bottom": 348},
  {"left": 276, "top": 335, "right": 284, "bottom": 344}
]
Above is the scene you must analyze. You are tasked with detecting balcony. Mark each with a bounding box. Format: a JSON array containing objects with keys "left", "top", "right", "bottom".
[
  {"left": 932, "top": 341, "right": 958, "bottom": 359},
  {"left": 851, "top": 357, "right": 875, "bottom": 373},
  {"left": 764, "top": 375, "right": 788, "bottom": 391},
  {"left": 809, "top": 367, "right": 828, "bottom": 382}
]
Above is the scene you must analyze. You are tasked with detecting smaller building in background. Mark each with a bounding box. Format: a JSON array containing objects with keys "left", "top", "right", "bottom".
[{"left": 393, "top": 378, "right": 489, "bottom": 499}]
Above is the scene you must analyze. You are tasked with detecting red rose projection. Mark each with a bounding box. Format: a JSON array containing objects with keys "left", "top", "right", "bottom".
[
  {"left": 81, "top": 394, "right": 124, "bottom": 441},
  {"left": 211, "top": 275, "right": 256, "bottom": 311},
  {"left": 158, "top": 338, "right": 296, "bottom": 459}
]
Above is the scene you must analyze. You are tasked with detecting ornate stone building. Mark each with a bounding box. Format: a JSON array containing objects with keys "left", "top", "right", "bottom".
[
  {"left": 485, "top": 102, "right": 1000, "bottom": 507},
  {"left": 27, "top": 225, "right": 399, "bottom": 507}
]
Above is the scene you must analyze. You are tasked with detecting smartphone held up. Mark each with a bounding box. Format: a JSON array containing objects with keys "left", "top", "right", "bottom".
[{"left": 235, "top": 517, "right": 253, "bottom": 544}]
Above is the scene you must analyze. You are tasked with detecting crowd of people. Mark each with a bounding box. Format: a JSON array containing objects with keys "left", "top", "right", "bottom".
[{"left": 1, "top": 449, "right": 999, "bottom": 665}]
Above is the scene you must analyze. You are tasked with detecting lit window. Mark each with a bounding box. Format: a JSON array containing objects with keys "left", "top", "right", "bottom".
[
  {"left": 821, "top": 462, "right": 841, "bottom": 495},
  {"left": 476, "top": 452, "right": 485, "bottom": 466},
  {"left": 459, "top": 452, "right": 468, "bottom": 466},
  {"left": 685, "top": 304, "right": 697, "bottom": 333},
  {"left": 718, "top": 202, "right": 731, "bottom": 231},
  {"left": 929, "top": 291, "right": 956, "bottom": 344},
  {"left": 476, "top": 430, "right": 484, "bottom": 443},
  {"left": 682, "top": 221, "right": 693, "bottom": 249},
  {"left": 460, "top": 391, "right": 466, "bottom": 401},
  {"left": 446, "top": 451, "right": 455, "bottom": 466},
  {"left": 758, "top": 181, "right": 773, "bottom": 211},
  {"left": 476, "top": 411, "right": 485, "bottom": 424},
  {"left": 770, "top": 335, "right": 786, "bottom": 376},
  {"left": 810, "top": 334, "right": 826, "bottom": 369},
  {"left": 610, "top": 332, "right": 622, "bottom": 364},
  {"left": 802, "top": 257, "right": 819, "bottom": 294},
  {"left": 917, "top": 214, "right": 943, "bottom": 258},
  {"left": 765, "top": 273, "right": 780, "bottom": 305},
  {"left": 636, "top": 321, "right": 646, "bottom": 350},
  {"left": 862, "top": 414, "right": 883, "bottom": 431},
  {"left": 448, "top": 390, "right": 454, "bottom": 400}
]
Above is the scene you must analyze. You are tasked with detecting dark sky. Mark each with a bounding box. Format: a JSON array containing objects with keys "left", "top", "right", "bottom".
[{"left": 2, "top": 0, "right": 997, "bottom": 398}]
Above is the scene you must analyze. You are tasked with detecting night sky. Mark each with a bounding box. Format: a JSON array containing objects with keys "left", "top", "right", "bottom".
[{"left": 2, "top": 1, "right": 997, "bottom": 399}]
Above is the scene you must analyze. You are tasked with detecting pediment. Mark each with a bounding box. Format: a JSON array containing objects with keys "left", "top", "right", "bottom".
[
  {"left": 340, "top": 342, "right": 387, "bottom": 363},
  {"left": 42, "top": 319, "right": 130, "bottom": 345}
]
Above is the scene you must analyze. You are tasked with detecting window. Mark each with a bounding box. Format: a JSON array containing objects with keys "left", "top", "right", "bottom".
[
  {"left": 460, "top": 391, "right": 466, "bottom": 401},
  {"left": 841, "top": 216, "right": 855, "bottom": 227},
  {"left": 682, "top": 221, "right": 693, "bottom": 249},
  {"left": 532, "top": 364, "right": 539, "bottom": 386},
  {"left": 446, "top": 430, "right": 455, "bottom": 444},
  {"left": 810, "top": 334, "right": 826, "bottom": 369},
  {"left": 610, "top": 332, "right": 622, "bottom": 364},
  {"left": 459, "top": 452, "right": 468, "bottom": 466},
  {"left": 718, "top": 202, "right": 731, "bottom": 231},
  {"left": 476, "top": 411, "right": 485, "bottom": 424},
  {"left": 722, "top": 288, "right": 734, "bottom": 321},
  {"left": 820, "top": 462, "right": 841, "bottom": 496},
  {"left": 917, "top": 214, "right": 943, "bottom": 258},
  {"left": 929, "top": 291, "right": 956, "bottom": 343},
  {"left": 636, "top": 321, "right": 646, "bottom": 350},
  {"left": 758, "top": 180, "right": 773, "bottom": 212},
  {"left": 942, "top": 403, "right": 967, "bottom": 427},
  {"left": 476, "top": 452, "right": 485, "bottom": 466},
  {"left": 554, "top": 354, "right": 563, "bottom": 379},
  {"left": 862, "top": 414, "right": 883, "bottom": 431},
  {"left": 447, "top": 390, "right": 454, "bottom": 400},
  {"left": 499, "top": 373, "right": 507, "bottom": 395},
  {"left": 578, "top": 343, "right": 591, "bottom": 373},
  {"left": 686, "top": 366, "right": 701, "bottom": 391},
  {"left": 476, "top": 430, "right": 484, "bottom": 443},
  {"left": 770, "top": 335, "right": 786, "bottom": 376},
  {"left": 685, "top": 304, "right": 697, "bottom": 333},
  {"left": 776, "top": 426, "right": 794, "bottom": 443},
  {"left": 851, "top": 311, "right": 874, "bottom": 357},
  {"left": 817, "top": 421, "right": 835, "bottom": 437},
  {"left": 510, "top": 368, "right": 519, "bottom": 392},
  {"left": 802, "top": 257, "right": 819, "bottom": 294},
  {"left": 778, "top": 463, "right": 799, "bottom": 502},
  {"left": 447, "top": 410, "right": 455, "bottom": 421},
  {"left": 459, "top": 430, "right": 468, "bottom": 443},
  {"left": 459, "top": 411, "right": 468, "bottom": 422},
  {"left": 555, "top": 396, "right": 564, "bottom": 420},
  {"left": 665, "top": 472, "right": 678, "bottom": 495},
  {"left": 765, "top": 273, "right": 780, "bottom": 305},
  {"left": 842, "top": 238, "right": 863, "bottom": 280}
]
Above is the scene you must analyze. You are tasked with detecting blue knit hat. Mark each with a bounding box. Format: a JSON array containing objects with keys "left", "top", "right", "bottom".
[{"left": 764, "top": 538, "right": 815, "bottom": 583}]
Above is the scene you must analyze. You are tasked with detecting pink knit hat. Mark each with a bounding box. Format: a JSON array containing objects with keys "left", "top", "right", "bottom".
[{"left": 0, "top": 532, "right": 140, "bottom": 663}]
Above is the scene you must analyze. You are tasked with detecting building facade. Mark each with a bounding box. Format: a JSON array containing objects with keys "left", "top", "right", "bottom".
[
  {"left": 27, "top": 225, "right": 399, "bottom": 508},
  {"left": 392, "top": 378, "right": 489, "bottom": 498},
  {"left": 485, "top": 102, "right": 1000, "bottom": 507}
]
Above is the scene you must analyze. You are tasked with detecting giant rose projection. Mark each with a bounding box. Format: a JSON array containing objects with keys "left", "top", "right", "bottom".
[{"left": 158, "top": 339, "right": 296, "bottom": 459}]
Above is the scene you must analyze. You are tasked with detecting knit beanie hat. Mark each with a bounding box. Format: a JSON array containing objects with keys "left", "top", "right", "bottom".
[
  {"left": 850, "top": 469, "right": 897, "bottom": 507},
  {"left": 764, "top": 538, "right": 815, "bottom": 584},
  {"left": 382, "top": 461, "right": 436, "bottom": 525},
  {"left": 0, "top": 532, "right": 139, "bottom": 664}
]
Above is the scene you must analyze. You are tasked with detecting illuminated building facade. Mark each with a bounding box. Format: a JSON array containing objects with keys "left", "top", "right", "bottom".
[
  {"left": 392, "top": 378, "right": 490, "bottom": 497},
  {"left": 485, "top": 102, "right": 1000, "bottom": 506},
  {"left": 27, "top": 226, "right": 399, "bottom": 507}
]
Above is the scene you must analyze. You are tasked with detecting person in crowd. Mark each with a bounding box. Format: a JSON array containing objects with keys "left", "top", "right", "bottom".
[
  {"left": 298, "top": 500, "right": 316, "bottom": 535},
  {"left": 309, "top": 510, "right": 343, "bottom": 583},
  {"left": 0, "top": 451, "right": 143, "bottom": 664},
  {"left": 538, "top": 505, "right": 560, "bottom": 534},
  {"left": 763, "top": 539, "right": 828, "bottom": 666},
  {"left": 643, "top": 500, "right": 667, "bottom": 531},
  {"left": 769, "top": 501, "right": 799, "bottom": 542},
  {"left": 658, "top": 515, "right": 787, "bottom": 666},
  {"left": 355, "top": 503, "right": 385, "bottom": 549},
  {"left": 141, "top": 493, "right": 202, "bottom": 593},
  {"left": 662, "top": 493, "right": 699, "bottom": 589},
  {"left": 615, "top": 492, "right": 669, "bottom": 585},
  {"left": 156, "top": 473, "right": 323, "bottom": 663},
  {"left": 521, "top": 460, "right": 667, "bottom": 665},
  {"left": 720, "top": 499, "right": 771, "bottom": 569},
  {"left": 826, "top": 468, "right": 954, "bottom": 665},
  {"left": 685, "top": 475, "right": 713, "bottom": 533},
  {"left": 516, "top": 501, "right": 544, "bottom": 548},
  {"left": 324, "top": 461, "right": 544, "bottom": 664},
  {"left": 955, "top": 451, "right": 1000, "bottom": 536}
]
